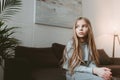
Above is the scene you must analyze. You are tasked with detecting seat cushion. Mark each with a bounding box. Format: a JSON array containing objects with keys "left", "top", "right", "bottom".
[{"left": 32, "top": 68, "right": 66, "bottom": 80}]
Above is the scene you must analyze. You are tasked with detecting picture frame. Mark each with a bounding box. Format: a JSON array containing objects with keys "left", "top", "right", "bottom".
[{"left": 35, "top": 0, "right": 82, "bottom": 29}]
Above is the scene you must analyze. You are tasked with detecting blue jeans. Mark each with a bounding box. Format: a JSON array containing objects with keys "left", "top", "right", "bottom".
[{"left": 66, "top": 71, "right": 103, "bottom": 80}]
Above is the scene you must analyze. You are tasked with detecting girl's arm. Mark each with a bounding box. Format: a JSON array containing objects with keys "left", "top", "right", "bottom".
[
  {"left": 74, "top": 61, "right": 97, "bottom": 73},
  {"left": 63, "top": 60, "right": 96, "bottom": 73}
]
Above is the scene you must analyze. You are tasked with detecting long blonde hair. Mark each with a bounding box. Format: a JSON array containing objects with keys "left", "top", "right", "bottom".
[{"left": 63, "top": 17, "right": 99, "bottom": 74}]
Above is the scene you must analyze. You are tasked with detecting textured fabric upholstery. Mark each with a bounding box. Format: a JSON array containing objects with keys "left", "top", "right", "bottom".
[
  {"left": 15, "top": 46, "right": 59, "bottom": 67},
  {"left": 97, "top": 49, "right": 111, "bottom": 65}
]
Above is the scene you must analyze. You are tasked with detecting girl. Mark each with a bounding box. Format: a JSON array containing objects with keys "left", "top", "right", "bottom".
[{"left": 62, "top": 17, "right": 112, "bottom": 80}]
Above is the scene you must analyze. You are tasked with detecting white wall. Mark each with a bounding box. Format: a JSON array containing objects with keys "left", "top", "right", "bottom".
[
  {"left": 7, "top": 0, "right": 120, "bottom": 57},
  {"left": 82, "top": 0, "right": 120, "bottom": 57},
  {"left": 7, "top": 0, "right": 73, "bottom": 47}
]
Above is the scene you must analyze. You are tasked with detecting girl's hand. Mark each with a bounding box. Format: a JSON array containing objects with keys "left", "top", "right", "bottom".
[{"left": 93, "top": 67, "right": 112, "bottom": 80}]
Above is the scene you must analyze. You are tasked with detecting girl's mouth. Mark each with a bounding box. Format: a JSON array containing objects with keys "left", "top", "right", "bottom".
[{"left": 79, "top": 32, "right": 84, "bottom": 35}]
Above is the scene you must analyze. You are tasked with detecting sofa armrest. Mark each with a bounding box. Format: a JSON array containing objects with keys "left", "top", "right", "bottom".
[
  {"left": 4, "top": 58, "right": 17, "bottom": 72},
  {"left": 110, "top": 58, "right": 120, "bottom": 65},
  {"left": 4, "top": 58, "right": 32, "bottom": 80},
  {"left": 4, "top": 58, "right": 16, "bottom": 80}
]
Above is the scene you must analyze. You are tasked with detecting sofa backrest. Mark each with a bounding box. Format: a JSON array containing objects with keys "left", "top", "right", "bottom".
[
  {"left": 15, "top": 43, "right": 111, "bottom": 68},
  {"left": 15, "top": 46, "right": 59, "bottom": 68},
  {"left": 97, "top": 49, "right": 111, "bottom": 65}
]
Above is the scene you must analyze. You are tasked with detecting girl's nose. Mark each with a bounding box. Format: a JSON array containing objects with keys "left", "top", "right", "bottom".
[{"left": 79, "top": 26, "right": 83, "bottom": 31}]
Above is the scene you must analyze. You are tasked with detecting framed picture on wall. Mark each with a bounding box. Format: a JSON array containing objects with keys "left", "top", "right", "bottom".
[{"left": 35, "top": 0, "right": 82, "bottom": 29}]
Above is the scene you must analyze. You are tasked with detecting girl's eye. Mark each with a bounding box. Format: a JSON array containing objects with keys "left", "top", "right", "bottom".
[
  {"left": 76, "top": 25, "right": 79, "bottom": 28},
  {"left": 76, "top": 24, "right": 88, "bottom": 28},
  {"left": 82, "top": 24, "right": 87, "bottom": 28}
]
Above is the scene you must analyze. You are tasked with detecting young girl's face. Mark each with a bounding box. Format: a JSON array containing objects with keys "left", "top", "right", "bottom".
[{"left": 75, "top": 19, "right": 89, "bottom": 38}]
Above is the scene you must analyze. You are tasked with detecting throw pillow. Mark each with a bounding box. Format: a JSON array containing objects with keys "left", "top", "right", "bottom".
[
  {"left": 52, "top": 43, "right": 65, "bottom": 64},
  {"left": 97, "top": 49, "right": 111, "bottom": 65}
]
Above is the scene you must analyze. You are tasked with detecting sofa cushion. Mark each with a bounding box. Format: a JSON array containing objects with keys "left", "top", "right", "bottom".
[
  {"left": 15, "top": 46, "right": 59, "bottom": 67},
  {"left": 32, "top": 68, "right": 66, "bottom": 80},
  {"left": 97, "top": 49, "right": 111, "bottom": 65},
  {"left": 52, "top": 43, "right": 65, "bottom": 62}
]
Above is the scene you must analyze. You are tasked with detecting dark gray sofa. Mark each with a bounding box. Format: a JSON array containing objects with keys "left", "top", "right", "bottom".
[
  {"left": 4, "top": 43, "right": 66, "bottom": 80},
  {"left": 4, "top": 43, "right": 120, "bottom": 80}
]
